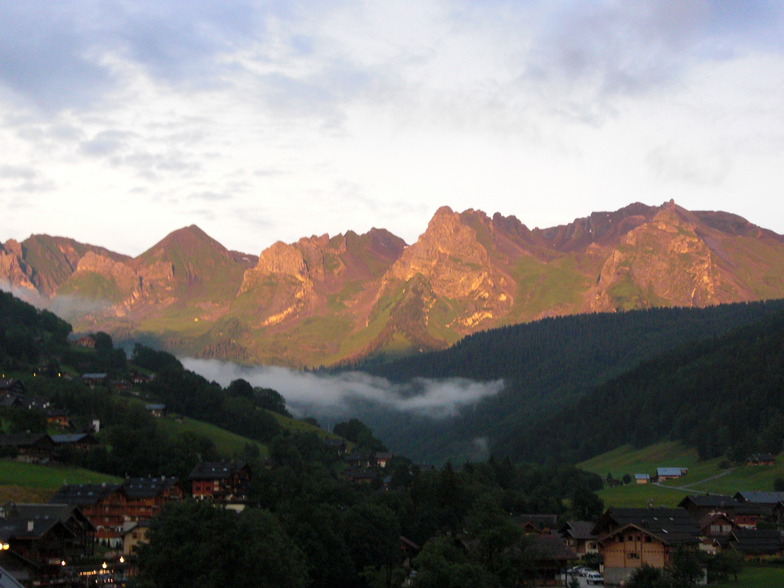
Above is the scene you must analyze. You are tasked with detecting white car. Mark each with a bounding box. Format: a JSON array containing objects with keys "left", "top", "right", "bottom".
[{"left": 583, "top": 570, "right": 604, "bottom": 585}]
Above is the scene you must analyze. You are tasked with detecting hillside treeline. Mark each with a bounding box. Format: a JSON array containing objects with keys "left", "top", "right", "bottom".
[{"left": 506, "top": 309, "right": 784, "bottom": 463}]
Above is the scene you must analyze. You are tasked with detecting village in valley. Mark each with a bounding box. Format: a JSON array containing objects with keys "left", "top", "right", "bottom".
[
  {"left": 3, "top": 358, "right": 784, "bottom": 587},
  {"left": 2, "top": 293, "right": 784, "bottom": 587}
]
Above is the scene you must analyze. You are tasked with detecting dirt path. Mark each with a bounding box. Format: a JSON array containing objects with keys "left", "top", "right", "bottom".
[{"left": 652, "top": 468, "right": 735, "bottom": 492}]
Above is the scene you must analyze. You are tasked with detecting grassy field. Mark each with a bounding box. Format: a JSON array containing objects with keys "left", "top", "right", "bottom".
[
  {"left": 712, "top": 565, "right": 784, "bottom": 588},
  {"left": 0, "top": 460, "right": 122, "bottom": 503},
  {"left": 154, "top": 415, "right": 268, "bottom": 457},
  {"left": 580, "top": 442, "right": 784, "bottom": 508}
]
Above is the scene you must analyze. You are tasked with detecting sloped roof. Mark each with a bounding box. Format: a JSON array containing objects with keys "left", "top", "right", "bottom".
[
  {"left": 561, "top": 521, "right": 597, "bottom": 540},
  {"left": 730, "top": 529, "right": 784, "bottom": 554},
  {"left": 188, "top": 462, "right": 249, "bottom": 480},
  {"left": 678, "top": 494, "right": 736, "bottom": 509},
  {"left": 122, "top": 477, "right": 178, "bottom": 499},
  {"left": 734, "top": 491, "right": 784, "bottom": 504},
  {"left": 9, "top": 503, "right": 95, "bottom": 532},
  {"left": 0, "top": 433, "right": 53, "bottom": 448},
  {"left": 512, "top": 514, "right": 559, "bottom": 529},
  {"left": 529, "top": 534, "right": 578, "bottom": 561},
  {"left": 698, "top": 512, "right": 736, "bottom": 535},
  {"left": 594, "top": 508, "right": 700, "bottom": 545},
  {"left": 50, "top": 433, "right": 97, "bottom": 445},
  {"left": 657, "top": 467, "right": 684, "bottom": 477},
  {"left": 49, "top": 483, "right": 122, "bottom": 506}
]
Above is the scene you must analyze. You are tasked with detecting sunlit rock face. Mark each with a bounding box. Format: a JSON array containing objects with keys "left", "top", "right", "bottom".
[{"left": 3, "top": 200, "right": 784, "bottom": 367}]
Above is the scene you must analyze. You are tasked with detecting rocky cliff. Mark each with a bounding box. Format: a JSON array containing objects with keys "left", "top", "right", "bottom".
[{"left": 3, "top": 200, "right": 784, "bottom": 367}]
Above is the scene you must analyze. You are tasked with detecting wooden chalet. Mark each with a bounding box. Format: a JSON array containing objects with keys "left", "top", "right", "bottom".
[
  {"left": 50, "top": 433, "right": 99, "bottom": 452},
  {"left": 344, "top": 451, "right": 372, "bottom": 469},
  {"left": 122, "top": 477, "right": 182, "bottom": 520},
  {"left": 654, "top": 467, "right": 687, "bottom": 482},
  {"left": 188, "top": 462, "right": 251, "bottom": 503},
  {"left": 511, "top": 514, "right": 559, "bottom": 534},
  {"left": 746, "top": 453, "right": 776, "bottom": 467},
  {"left": 512, "top": 534, "right": 578, "bottom": 587},
  {"left": 49, "top": 477, "right": 182, "bottom": 546},
  {"left": 144, "top": 404, "right": 167, "bottom": 418},
  {"left": 374, "top": 452, "right": 393, "bottom": 468},
  {"left": 697, "top": 512, "right": 737, "bottom": 554},
  {"left": 559, "top": 521, "right": 599, "bottom": 556},
  {"left": 49, "top": 483, "right": 125, "bottom": 546},
  {"left": 0, "top": 503, "right": 95, "bottom": 586},
  {"left": 677, "top": 494, "right": 737, "bottom": 519},
  {"left": 44, "top": 408, "right": 70, "bottom": 429},
  {"left": 0, "top": 379, "right": 26, "bottom": 396},
  {"left": 80, "top": 373, "right": 107, "bottom": 387},
  {"left": 593, "top": 507, "right": 700, "bottom": 586},
  {"left": 0, "top": 434, "right": 55, "bottom": 462}
]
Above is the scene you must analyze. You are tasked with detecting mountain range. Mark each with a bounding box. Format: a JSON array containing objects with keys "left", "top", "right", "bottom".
[{"left": 3, "top": 199, "right": 784, "bottom": 367}]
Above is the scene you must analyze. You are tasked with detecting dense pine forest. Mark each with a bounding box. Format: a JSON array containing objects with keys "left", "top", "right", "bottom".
[{"left": 505, "top": 309, "right": 784, "bottom": 464}]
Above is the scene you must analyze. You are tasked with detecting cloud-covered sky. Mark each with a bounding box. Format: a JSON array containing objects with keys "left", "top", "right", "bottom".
[{"left": 1, "top": 1, "right": 783, "bottom": 256}]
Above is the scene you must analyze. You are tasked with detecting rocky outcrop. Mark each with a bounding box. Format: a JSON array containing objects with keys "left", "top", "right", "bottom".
[{"left": 3, "top": 201, "right": 784, "bottom": 367}]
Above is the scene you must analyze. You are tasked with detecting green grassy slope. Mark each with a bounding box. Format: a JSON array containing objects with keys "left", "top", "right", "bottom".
[
  {"left": 580, "top": 443, "right": 784, "bottom": 508},
  {"left": 712, "top": 566, "right": 784, "bottom": 588},
  {"left": 0, "top": 461, "right": 122, "bottom": 503}
]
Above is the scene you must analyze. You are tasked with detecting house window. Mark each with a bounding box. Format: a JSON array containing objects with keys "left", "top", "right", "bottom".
[
  {"left": 629, "top": 552, "right": 640, "bottom": 559},
  {"left": 645, "top": 536, "right": 652, "bottom": 543}
]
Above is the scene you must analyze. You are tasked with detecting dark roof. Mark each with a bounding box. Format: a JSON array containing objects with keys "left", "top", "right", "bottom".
[
  {"left": 678, "top": 494, "right": 737, "bottom": 509},
  {"left": 49, "top": 483, "right": 122, "bottom": 506},
  {"left": 188, "top": 462, "right": 249, "bottom": 481},
  {"left": 747, "top": 453, "right": 776, "bottom": 462},
  {"left": 122, "top": 477, "right": 178, "bottom": 499},
  {"left": 9, "top": 503, "right": 95, "bottom": 532},
  {"left": 0, "top": 503, "right": 95, "bottom": 540},
  {"left": 0, "top": 378, "right": 26, "bottom": 394},
  {"left": 561, "top": 521, "right": 597, "bottom": 541},
  {"left": 50, "top": 433, "right": 98, "bottom": 445},
  {"left": 0, "top": 395, "right": 23, "bottom": 407},
  {"left": 734, "top": 491, "right": 784, "bottom": 504},
  {"left": 528, "top": 534, "right": 578, "bottom": 561},
  {"left": 0, "top": 433, "right": 54, "bottom": 448},
  {"left": 512, "top": 514, "right": 559, "bottom": 529},
  {"left": 698, "top": 513, "right": 736, "bottom": 535},
  {"left": 594, "top": 508, "right": 700, "bottom": 546},
  {"left": 730, "top": 529, "right": 784, "bottom": 554}
]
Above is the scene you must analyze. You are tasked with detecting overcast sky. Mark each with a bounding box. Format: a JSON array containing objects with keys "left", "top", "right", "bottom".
[{"left": 1, "top": 1, "right": 783, "bottom": 257}]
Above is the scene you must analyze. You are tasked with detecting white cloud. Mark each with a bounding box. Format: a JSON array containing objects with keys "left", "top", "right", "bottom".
[{"left": 183, "top": 358, "right": 505, "bottom": 420}]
